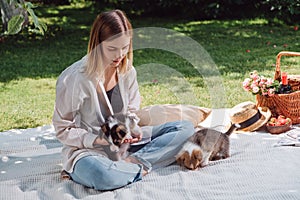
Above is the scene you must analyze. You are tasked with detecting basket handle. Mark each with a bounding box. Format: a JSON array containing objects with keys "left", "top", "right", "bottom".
[{"left": 274, "top": 51, "right": 300, "bottom": 81}]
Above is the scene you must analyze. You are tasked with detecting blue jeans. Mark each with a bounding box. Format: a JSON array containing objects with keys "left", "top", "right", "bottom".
[{"left": 70, "top": 120, "right": 194, "bottom": 190}]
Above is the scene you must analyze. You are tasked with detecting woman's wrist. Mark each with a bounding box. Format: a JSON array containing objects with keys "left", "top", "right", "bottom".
[
  {"left": 93, "top": 137, "right": 101, "bottom": 147},
  {"left": 93, "top": 136, "right": 110, "bottom": 147}
]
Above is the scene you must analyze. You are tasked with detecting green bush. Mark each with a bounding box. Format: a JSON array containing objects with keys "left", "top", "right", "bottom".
[
  {"left": 97, "top": 0, "right": 300, "bottom": 23},
  {"left": 259, "top": 0, "right": 300, "bottom": 24}
]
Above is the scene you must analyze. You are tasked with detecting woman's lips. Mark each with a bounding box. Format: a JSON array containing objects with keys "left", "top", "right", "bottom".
[{"left": 113, "top": 59, "right": 121, "bottom": 64}]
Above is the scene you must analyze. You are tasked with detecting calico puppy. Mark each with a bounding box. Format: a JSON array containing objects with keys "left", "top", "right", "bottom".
[
  {"left": 176, "top": 123, "right": 239, "bottom": 170},
  {"left": 101, "top": 113, "right": 141, "bottom": 160}
]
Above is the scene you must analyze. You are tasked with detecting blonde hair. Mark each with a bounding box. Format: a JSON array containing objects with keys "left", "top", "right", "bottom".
[{"left": 86, "top": 10, "right": 133, "bottom": 79}]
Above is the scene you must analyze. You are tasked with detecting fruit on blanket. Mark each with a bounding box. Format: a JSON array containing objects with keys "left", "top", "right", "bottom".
[
  {"left": 267, "top": 115, "right": 292, "bottom": 126},
  {"left": 266, "top": 115, "right": 292, "bottom": 134}
]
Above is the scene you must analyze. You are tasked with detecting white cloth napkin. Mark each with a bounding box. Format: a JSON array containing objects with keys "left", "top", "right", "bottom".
[{"left": 273, "top": 126, "right": 300, "bottom": 147}]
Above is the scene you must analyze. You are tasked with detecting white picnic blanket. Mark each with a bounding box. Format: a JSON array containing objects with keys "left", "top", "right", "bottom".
[{"left": 1, "top": 109, "right": 300, "bottom": 200}]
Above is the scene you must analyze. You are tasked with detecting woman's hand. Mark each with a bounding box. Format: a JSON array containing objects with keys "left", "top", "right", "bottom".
[{"left": 123, "top": 134, "right": 142, "bottom": 144}]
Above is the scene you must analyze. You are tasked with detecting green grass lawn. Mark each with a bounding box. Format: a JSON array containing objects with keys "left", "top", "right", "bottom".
[{"left": 0, "top": 3, "right": 300, "bottom": 131}]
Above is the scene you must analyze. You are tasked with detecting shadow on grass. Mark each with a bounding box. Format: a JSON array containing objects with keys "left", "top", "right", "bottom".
[
  {"left": 0, "top": 3, "right": 96, "bottom": 83},
  {"left": 133, "top": 18, "right": 299, "bottom": 82},
  {"left": 0, "top": 3, "right": 299, "bottom": 83}
]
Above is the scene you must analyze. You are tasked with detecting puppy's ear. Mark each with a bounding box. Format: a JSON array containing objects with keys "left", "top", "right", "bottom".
[
  {"left": 176, "top": 151, "right": 192, "bottom": 169},
  {"left": 101, "top": 123, "right": 110, "bottom": 138}
]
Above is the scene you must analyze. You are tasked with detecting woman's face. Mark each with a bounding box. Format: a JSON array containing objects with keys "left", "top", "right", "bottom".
[{"left": 102, "top": 34, "right": 131, "bottom": 68}]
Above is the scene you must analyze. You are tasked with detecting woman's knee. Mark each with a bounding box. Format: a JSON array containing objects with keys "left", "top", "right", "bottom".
[
  {"left": 177, "top": 120, "right": 195, "bottom": 137},
  {"left": 73, "top": 164, "right": 129, "bottom": 191},
  {"left": 91, "top": 164, "right": 142, "bottom": 190},
  {"left": 89, "top": 170, "right": 123, "bottom": 190},
  {"left": 87, "top": 166, "right": 114, "bottom": 190},
  {"left": 72, "top": 157, "right": 142, "bottom": 191}
]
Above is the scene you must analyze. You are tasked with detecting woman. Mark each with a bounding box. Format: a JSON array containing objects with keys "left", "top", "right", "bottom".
[{"left": 52, "top": 9, "right": 194, "bottom": 191}]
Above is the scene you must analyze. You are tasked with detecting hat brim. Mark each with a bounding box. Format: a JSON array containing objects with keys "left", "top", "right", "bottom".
[{"left": 234, "top": 106, "right": 271, "bottom": 133}]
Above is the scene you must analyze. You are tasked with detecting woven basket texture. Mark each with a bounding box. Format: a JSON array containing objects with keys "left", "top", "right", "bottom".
[{"left": 256, "top": 51, "right": 300, "bottom": 124}]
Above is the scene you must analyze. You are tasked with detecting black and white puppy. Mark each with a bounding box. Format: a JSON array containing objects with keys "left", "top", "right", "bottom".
[{"left": 101, "top": 113, "right": 141, "bottom": 160}]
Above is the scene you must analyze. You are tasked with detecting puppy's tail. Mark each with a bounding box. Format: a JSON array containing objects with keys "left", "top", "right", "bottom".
[{"left": 225, "top": 123, "right": 240, "bottom": 136}]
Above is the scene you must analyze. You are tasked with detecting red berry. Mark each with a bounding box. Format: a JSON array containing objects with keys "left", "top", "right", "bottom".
[
  {"left": 278, "top": 118, "right": 287, "bottom": 125},
  {"left": 275, "top": 122, "right": 281, "bottom": 126}
]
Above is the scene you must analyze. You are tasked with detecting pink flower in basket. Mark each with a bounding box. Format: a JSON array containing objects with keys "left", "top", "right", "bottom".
[{"left": 242, "top": 70, "right": 279, "bottom": 96}]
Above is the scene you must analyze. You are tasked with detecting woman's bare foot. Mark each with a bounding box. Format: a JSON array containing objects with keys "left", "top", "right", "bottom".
[{"left": 142, "top": 169, "right": 148, "bottom": 176}]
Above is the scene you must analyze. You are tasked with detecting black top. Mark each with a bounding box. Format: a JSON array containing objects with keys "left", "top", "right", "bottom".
[
  {"left": 106, "top": 83, "right": 123, "bottom": 114},
  {"left": 106, "top": 86, "right": 115, "bottom": 102}
]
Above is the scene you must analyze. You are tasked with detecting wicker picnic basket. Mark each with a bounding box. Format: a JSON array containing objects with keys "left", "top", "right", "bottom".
[{"left": 256, "top": 51, "right": 300, "bottom": 124}]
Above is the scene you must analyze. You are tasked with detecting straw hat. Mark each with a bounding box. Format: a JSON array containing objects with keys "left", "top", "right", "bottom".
[{"left": 229, "top": 101, "right": 271, "bottom": 132}]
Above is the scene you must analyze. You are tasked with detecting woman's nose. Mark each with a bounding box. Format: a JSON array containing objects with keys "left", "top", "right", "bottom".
[{"left": 117, "top": 49, "right": 122, "bottom": 58}]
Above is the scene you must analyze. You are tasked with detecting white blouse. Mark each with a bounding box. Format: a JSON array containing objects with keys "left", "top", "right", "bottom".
[{"left": 52, "top": 56, "right": 150, "bottom": 173}]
